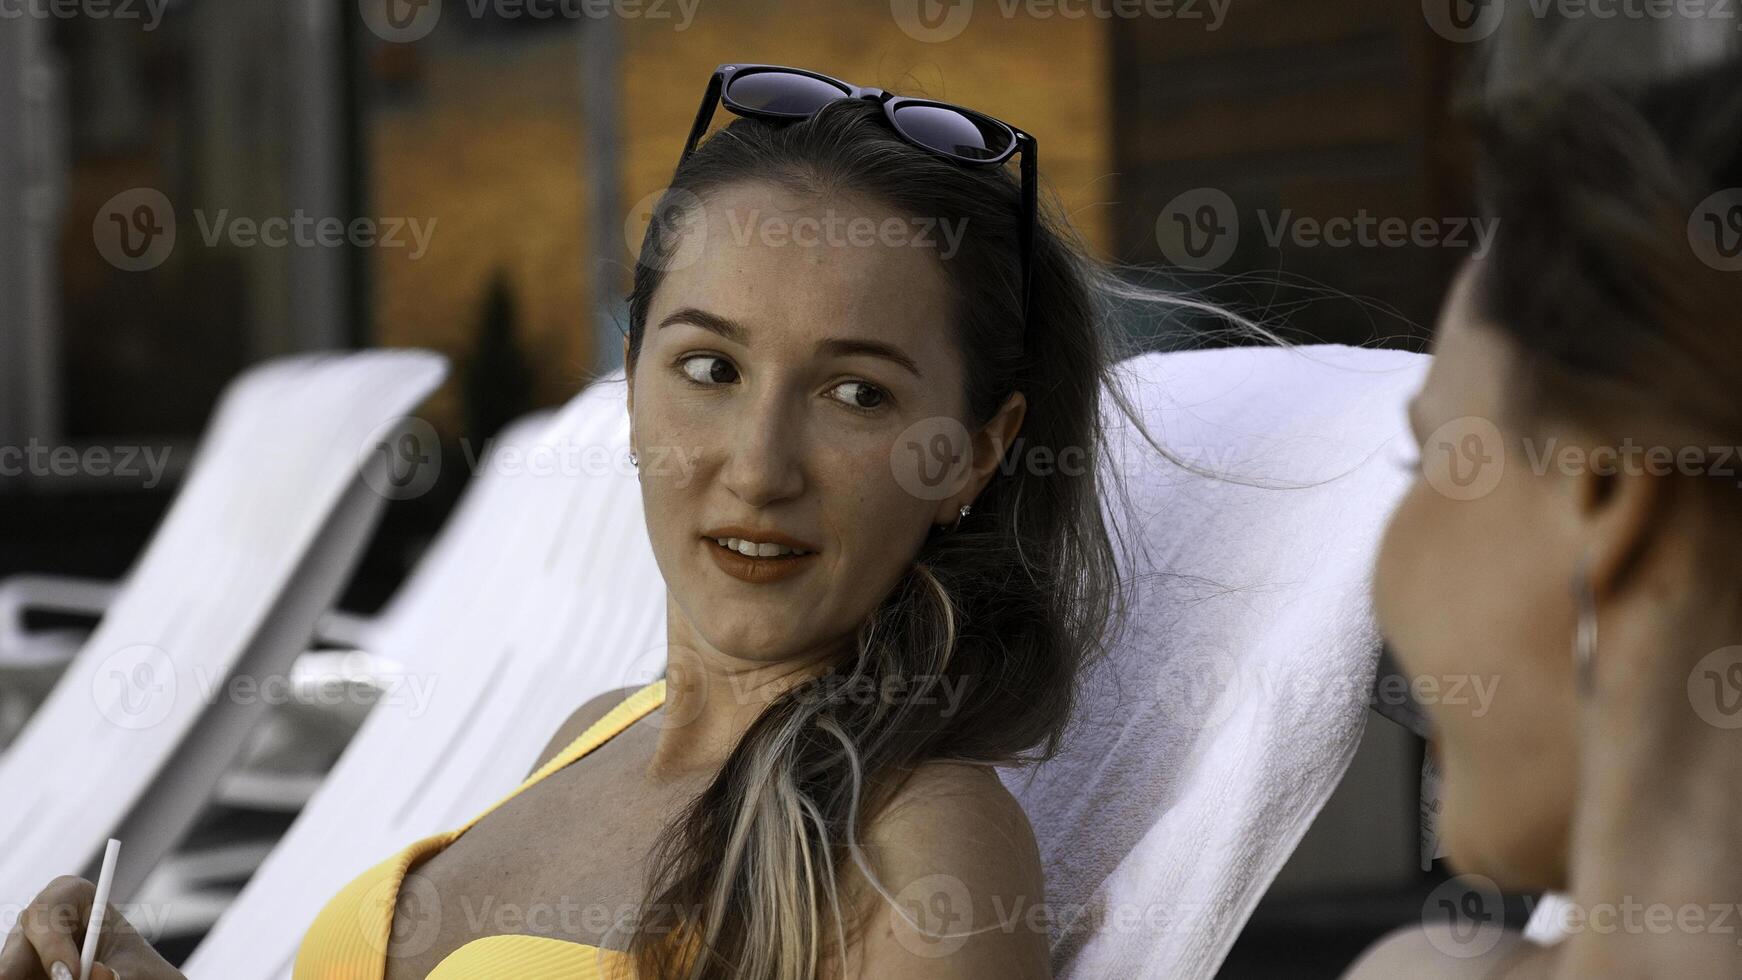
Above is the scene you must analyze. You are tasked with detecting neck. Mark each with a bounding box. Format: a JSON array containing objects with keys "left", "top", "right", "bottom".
[
  {"left": 647, "top": 607, "right": 844, "bottom": 780},
  {"left": 1554, "top": 575, "right": 1742, "bottom": 978}
]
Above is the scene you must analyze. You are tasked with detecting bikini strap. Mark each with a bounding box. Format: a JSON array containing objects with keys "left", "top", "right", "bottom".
[{"left": 453, "top": 679, "right": 667, "bottom": 837}]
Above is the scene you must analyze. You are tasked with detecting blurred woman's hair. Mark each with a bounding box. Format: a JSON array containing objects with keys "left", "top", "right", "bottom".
[
  {"left": 614, "top": 95, "right": 1266, "bottom": 979},
  {"left": 1467, "top": 56, "right": 1742, "bottom": 484}
]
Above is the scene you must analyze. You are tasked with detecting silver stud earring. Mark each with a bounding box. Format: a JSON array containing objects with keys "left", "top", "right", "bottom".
[
  {"left": 930, "top": 503, "right": 974, "bottom": 534},
  {"left": 628, "top": 449, "right": 638, "bottom": 468},
  {"left": 1571, "top": 557, "right": 1598, "bottom": 696}
]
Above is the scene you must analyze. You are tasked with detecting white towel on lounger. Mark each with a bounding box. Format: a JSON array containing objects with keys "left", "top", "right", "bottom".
[{"left": 999, "top": 342, "right": 1429, "bottom": 979}]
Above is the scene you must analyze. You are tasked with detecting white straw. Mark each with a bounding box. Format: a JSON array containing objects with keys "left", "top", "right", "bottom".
[{"left": 78, "top": 839, "right": 120, "bottom": 980}]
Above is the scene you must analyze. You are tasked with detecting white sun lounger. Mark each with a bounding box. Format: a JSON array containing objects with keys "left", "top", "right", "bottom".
[
  {"left": 0, "top": 349, "right": 447, "bottom": 907},
  {"left": 124, "top": 410, "right": 562, "bottom": 942},
  {"left": 183, "top": 371, "right": 666, "bottom": 979}
]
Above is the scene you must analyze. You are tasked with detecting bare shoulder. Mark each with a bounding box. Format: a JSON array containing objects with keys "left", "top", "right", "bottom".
[
  {"left": 837, "top": 761, "right": 1051, "bottom": 979},
  {"left": 1343, "top": 924, "right": 1547, "bottom": 979},
  {"left": 524, "top": 685, "right": 640, "bottom": 777},
  {"left": 870, "top": 762, "right": 1041, "bottom": 862}
]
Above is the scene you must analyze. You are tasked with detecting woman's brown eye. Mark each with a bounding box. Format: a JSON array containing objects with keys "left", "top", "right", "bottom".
[
  {"left": 829, "top": 381, "right": 886, "bottom": 410},
  {"left": 680, "top": 355, "right": 737, "bottom": 385}
]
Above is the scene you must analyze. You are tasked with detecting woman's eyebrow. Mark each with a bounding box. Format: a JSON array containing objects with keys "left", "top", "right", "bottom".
[
  {"left": 657, "top": 306, "right": 923, "bottom": 379},
  {"left": 658, "top": 306, "right": 747, "bottom": 344},
  {"left": 817, "top": 338, "right": 922, "bottom": 379}
]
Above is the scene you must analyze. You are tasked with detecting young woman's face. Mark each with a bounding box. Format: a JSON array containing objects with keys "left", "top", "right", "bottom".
[
  {"left": 1373, "top": 260, "right": 1581, "bottom": 890},
  {"left": 625, "top": 180, "right": 996, "bottom": 668}
]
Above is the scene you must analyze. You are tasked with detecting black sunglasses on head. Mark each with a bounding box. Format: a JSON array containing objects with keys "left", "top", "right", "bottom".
[{"left": 679, "top": 63, "right": 1037, "bottom": 343}]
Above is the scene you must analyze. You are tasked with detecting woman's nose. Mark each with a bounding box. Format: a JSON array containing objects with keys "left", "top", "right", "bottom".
[{"left": 718, "top": 390, "right": 806, "bottom": 506}]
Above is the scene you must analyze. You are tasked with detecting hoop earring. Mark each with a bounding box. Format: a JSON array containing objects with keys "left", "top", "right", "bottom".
[{"left": 1571, "top": 557, "right": 1598, "bottom": 696}]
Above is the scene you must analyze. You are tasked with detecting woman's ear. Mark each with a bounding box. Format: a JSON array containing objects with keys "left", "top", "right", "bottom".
[
  {"left": 934, "top": 390, "right": 1027, "bottom": 525},
  {"left": 1569, "top": 428, "right": 1674, "bottom": 599}
]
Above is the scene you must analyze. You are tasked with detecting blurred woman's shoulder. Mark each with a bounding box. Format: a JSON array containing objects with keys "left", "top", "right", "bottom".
[{"left": 1343, "top": 923, "right": 1553, "bottom": 979}]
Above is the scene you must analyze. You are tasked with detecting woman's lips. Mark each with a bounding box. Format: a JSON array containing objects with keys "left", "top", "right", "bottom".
[{"left": 704, "top": 537, "right": 819, "bottom": 584}]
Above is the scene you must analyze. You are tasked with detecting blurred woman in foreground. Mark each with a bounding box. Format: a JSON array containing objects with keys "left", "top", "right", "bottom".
[{"left": 1349, "top": 58, "right": 1742, "bottom": 978}]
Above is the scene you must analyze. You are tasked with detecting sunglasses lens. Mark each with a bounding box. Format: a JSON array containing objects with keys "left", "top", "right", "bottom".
[
  {"left": 891, "top": 104, "right": 1013, "bottom": 162},
  {"left": 726, "top": 69, "right": 849, "bottom": 117}
]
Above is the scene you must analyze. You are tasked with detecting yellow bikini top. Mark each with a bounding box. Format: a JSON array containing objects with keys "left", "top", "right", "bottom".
[{"left": 292, "top": 680, "right": 667, "bottom": 979}]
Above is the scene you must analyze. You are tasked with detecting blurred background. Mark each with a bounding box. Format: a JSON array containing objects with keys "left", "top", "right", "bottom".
[{"left": 1, "top": 0, "right": 1736, "bottom": 974}]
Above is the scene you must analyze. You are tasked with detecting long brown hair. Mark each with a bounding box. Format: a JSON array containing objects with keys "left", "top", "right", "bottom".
[{"left": 616, "top": 93, "right": 1217, "bottom": 979}]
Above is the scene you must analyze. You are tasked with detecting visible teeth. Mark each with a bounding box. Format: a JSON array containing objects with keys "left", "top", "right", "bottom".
[{"left": 713, "top": 537, "right": 811, "bottom": 557}]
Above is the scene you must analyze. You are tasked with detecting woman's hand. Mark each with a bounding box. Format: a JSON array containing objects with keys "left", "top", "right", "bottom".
[{"left": 0, "top": 876, "right": 184, "bottom": 980}]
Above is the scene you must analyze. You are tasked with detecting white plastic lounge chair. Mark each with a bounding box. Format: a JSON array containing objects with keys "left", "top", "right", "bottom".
[
  {"left": 183, "top": 372, "right": 666, "bottom": 979},
  {"left": 209, "top": 410, "right": 563, "bottom": 812},
  {"left": 126, "top": 411, "right": 562, "bottom": 944},
  {"left": 0, "top": 349, "right": 448, "bottom": 907},
  {"left": 0, "top": 577, "right": 119, "bottom": 748},
  {"left": 0, "top": 402, "right": 549, "bottom": 751},
  {"left": 185, "top": 344, "right": 1424, "bottom": 980}
]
